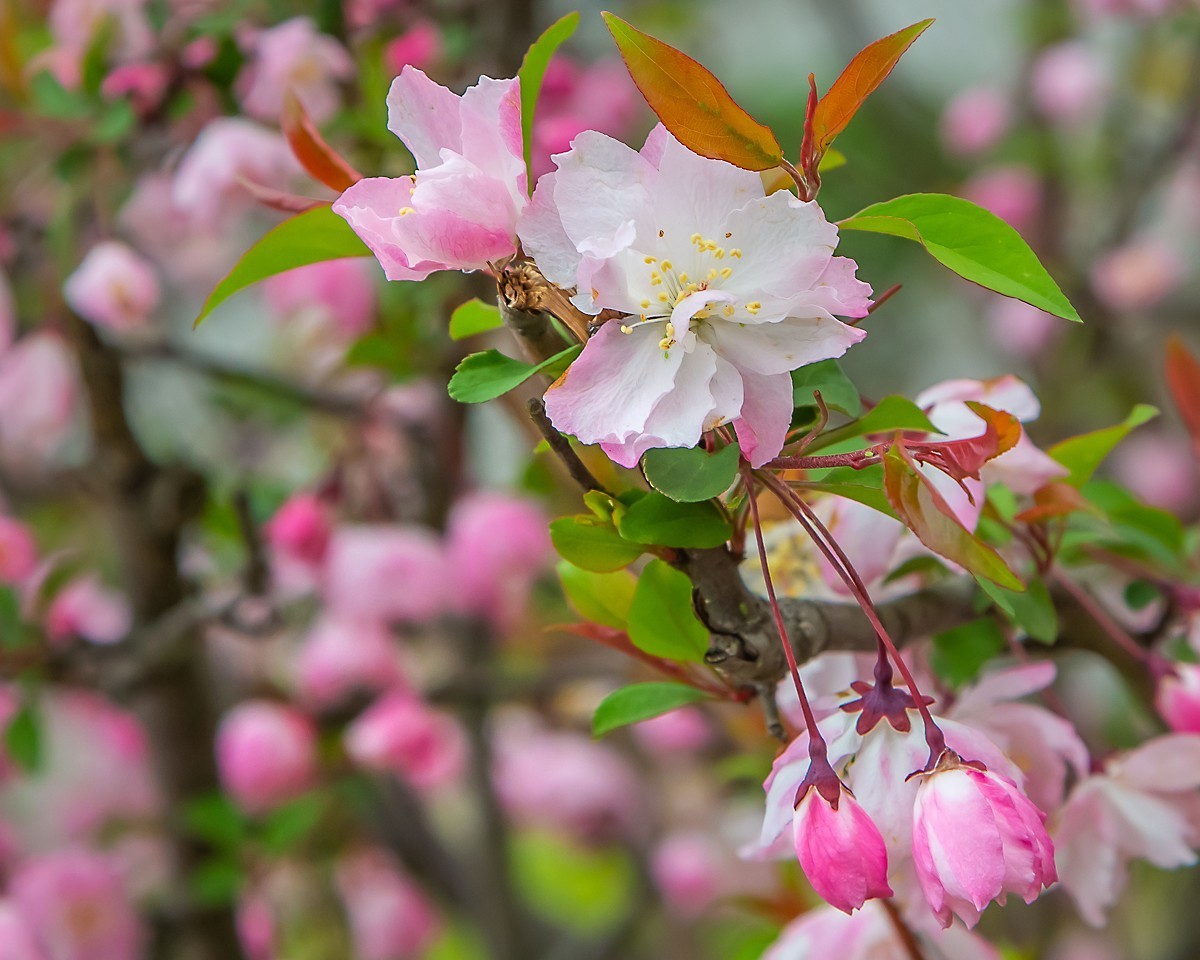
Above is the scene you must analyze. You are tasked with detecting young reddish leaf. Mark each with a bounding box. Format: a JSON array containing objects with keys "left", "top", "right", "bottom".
[
  {"left": 1166, "top": 336, "right": 1200, "bottom": 454},
  {"left": 1014, "top": 482, "right": 1095, "bottom": 525},
  {"left": 601, "top": 12, "right": 782, "bottom": 171},
  {"left": 282, "top": 92, "right": 363, "bottom": 192},
  {"left": 908, "top": 402, "right": 1021, "bottom": 483},
  {"left": 812, "top": 19, "right": 933, "bottom": 152},
  {"left": 883, "top": 443, "right": 1023, "bottom": 590}
]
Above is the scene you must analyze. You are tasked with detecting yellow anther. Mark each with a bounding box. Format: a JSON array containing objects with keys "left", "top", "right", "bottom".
[
  {"left": 650, "top": 275, "right": 662, "bottom": 286},
  {"left": 723, "top": 305, "right": 735, "bottom": 317},
  {"left": 640, "top": 299, "right": 651, "bottom": 309},
  {"left": 644, "top": 255, "right": 657, "bottom": 264},
  {"left": 690, "top": 232, "right": 702, "bottom": 244},
  {"left": 657, "top": 293, "right": 669, "bottom": 302},
  {"left": 660, "top": 260, "right": 673, "bottom": 271},
  {"left": 707, "top": 268, "right": 719, "bottom": 280},
  {"left": 620, "top": 324, "right": 632, "bottom": 334},
  {"left": 746, "top": 301, "right": 761, "bottom": 315},
  {"left": 658, "top": 337, "right": 672, "bottom": 350},
  {"left": 720, "top": 267, "right": 732, "bottom": 279},
  {"left": 678, "top": 272, "right": 688, "bottom": 283},
  {"left": 730, "top": 248, "right": 743, "bottom": 258},
  {"left": 714, "top": 248, "right": 725, "bottom": 259},
  {"left": 665, "top": 322, "right": 675, "bottom": 336},
  {"left": 399, "top": 207, "right": 415, "bottom": 216}
]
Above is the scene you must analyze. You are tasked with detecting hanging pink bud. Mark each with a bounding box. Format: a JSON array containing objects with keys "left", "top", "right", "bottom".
[
  {"left": 63, "top": 240, "right": 160, "bottom": 332},
  {"left": 265, "top": 494, "right": 333, "bottom": 570},
  {"left": 384, "top": 21, "right": 443, "bottom": 75},
  {"left": 335, "top": 849, "right": 440, "bottom": 960},
  {"left": 940, "top": 87, "right": 1012, "bottom": 157},
  {"left": 1156, "top": 664, "right": 1200, "bottom": 734},
  {"left": 912, "top": 755, "right": 1056, "bottom": 928},
  {"left": 792, "top": 784, "right": 893, "bottom": 914},
  {"left": 216, "top": 701, "right": 318, "bottom": 814},
  {"left": 344, "top": 692, "right": 466, "bottom": 791},
  {"left": 1032, "top": 42, "right": 1107, "bottom": 127}
]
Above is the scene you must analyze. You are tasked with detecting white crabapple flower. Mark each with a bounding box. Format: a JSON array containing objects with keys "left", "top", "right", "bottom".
[
  {"left": 518, "top": 126, "right": 872, "bottom": 467},
  {"left": 334, "top": 67, "right": 527, "bottom": 281}
]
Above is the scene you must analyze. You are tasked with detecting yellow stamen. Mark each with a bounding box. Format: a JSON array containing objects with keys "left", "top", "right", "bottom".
[
  {"left": 746, "top": 301, "right": 761, "bottom": 315},
  {"left": 730, "top": 248, "right": 743, "bottom": 258},
  {"left": 720, "top": 267, "right": 732, "bottom": 279}
]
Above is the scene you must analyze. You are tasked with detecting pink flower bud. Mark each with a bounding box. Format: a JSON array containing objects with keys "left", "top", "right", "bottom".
[
  {"left": 0, "top": 901, "right": 43, "bottom": 960},
  {"left": 45, "top": 575, "right": 131, "bottom": 646},
  {"left": 345, "top": 692, "right": 466, "bottom": 791},
  {"left": 0, "top": 333, "right": 81, "bottom": 466},
  {"left": 12, "top": 849, "right": 144, "bottom": 960},
  {"left": 940, "top": 87, "right": 1012, "bottom": 156},
  {"left": 1157, "top": 664, "right": 1200, "bottom": 733},
  {"left": 1032, "top": 42, "right": 1107, "bottom": 126},
  {"left": 265, "top": 494, "right": 333, "bottom": 569},
  {"left": 236, "top": 889, "right": 275, "bottom": 960},
  {"left": 384, "top": 21, "right": 443, "bottom": 75},
  {"left": 0, "top": 516, "right": 37, "bottom": 584},
  {"left": 63, "top": 241, "right": 160, "bottom": 332},
  {"left": 324, "top": 526, "right": 449, "bottom": 624},
  {"left": 216, "top": 701, "right": 318, "bottom": 813},
  {"left": 100, "top": 62, "right": 170, "bottom": 114},
  {"left": 294, "top": 615, "right": 404, "bottom": 709},
  {"left": 792, "top": 786, "right": 892, "bottom": 914},
  {"left": 335, "top": 849, "right": 440, "bottom": 960},
  {"left": 651, "top": 832, "right": 723, "bottom": 916},
  {"left": 1090, "top": 239, "right": 1183, "bottom": 312},
  {"left": 912, "top": 760, "right": 1056, "bottom": 928},
  {"left": 962, "top": 166, "right": 1042, "bottom": 233}
]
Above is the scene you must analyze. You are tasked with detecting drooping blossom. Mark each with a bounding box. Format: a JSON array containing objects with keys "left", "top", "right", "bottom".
[
  {"left": 911, "top": 757, "right": 1056, "bottom": 928},
  {"left": 961, "top": 165, "right": 1041, "bottom": 233},
  {"left": 334, "top": 848, "right": 440, "bottom": 960},
  {"left": 1090, "top": 238, "right": 1184, "bottom": 312},
  {"left": 263, "top": 259, "right": 378, "bottom": 340},
  {"left": 172, "top": 118, "right": 301, "bottom": 229},
  {"left": 1158, "top": 664, "right": 1200, "bottom": 733},
  {"left": 64, "top": 241, "right": 159, "bottom": 331},
  {"left": 0, "top": 517, "right": 37, "bottom": 584},
  {"left": 650, "top": 832, "right": 725, "bottom": 916},
  {"left": 940, "top": 88, "right": 1012, "bottom": 157},
  {"left": 293, "top": 615, "right": 405, "bottom": 709},
  {"left": 345, "top": 692, "right": 466, "bottom": 790},
  {"left": 323, "top": 525, "right": 449, "bottom": 623},
  {"left": 334, "top": 68, "right": 527, "bottom": 281},
  {"left": 237, "top": 17, "right": 353, "bottom": 124},
  {"left": 0, "top": 902, "right": 44, "bottom": 960},
  {"left": 1032, "top": 42, "right": 1107, "bottom": 126},
  {"left": 519, "top": 126, "right": 871, "bottom": 467},
  {"left": 0, "top": 333, "right": 82, "bottom": 466},
  {"left": 1053, "top": 734, "right": 1200, "bottom": 925},
  {"left": 793, "top": 783, "right": 893, "bottom": 913},
  {"left": 12, "top": 849, "right": 144, "bottom": 960},
  {"left": 384, "top": 21, "right": 443, "bottom": 75},
  {"left": 444, "top": 492, "right": 550, "bottom": 627},
  {"left": 216, "top": 701, "right": 318, "bottom": 813},
  {"left": 45, "top": 575, "right": 131, "bottom": 646}
]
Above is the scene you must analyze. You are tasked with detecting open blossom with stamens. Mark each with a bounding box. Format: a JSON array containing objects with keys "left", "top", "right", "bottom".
[
  {"left": 518, "top": 126, "right": 871, "bottom": 467},
  {"left": 334, "top": 68, "right": 526, "bottom": 281}
]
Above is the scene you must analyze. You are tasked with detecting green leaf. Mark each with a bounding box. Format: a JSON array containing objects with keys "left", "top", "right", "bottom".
[
  {"left": 261, "top": 794, "right": 326, "bottom": 854},
  {"left": 557, "top": 562, "right": 637, "bottom": 628},
  {"left": 183, "top": 794, "right": 249, "bottom": 850},
  {"left": 813, "top": 395, "right": 941, "bottom": 451},
  {"left": 448, "top": 298, "right": 504, "bottom": 340},
  {"left": 627, "top": 560, "right": 709, "bottom": 662},
  {"left": 448, "top": 345, "right": 581, "bottom": 404},
  {"left": 840, "top": 194, "right": 1080, "bottom": 322},
  {"left": 617, "top": 493, "right": 732, "bottom": 548},
  {"left": 1124, "top": 580, "right": 1161, "bottom": 612},
  {"left": 513, "top": 830, "right": 635, "bottom": 934},
  {"left": 978, "top": 577, "right": 1058, "bottom": 644},
  {"left": 931, "top": 618, "right": 1006, "bottom": 688},
  {"left": 196, "top": 206, "right": 371, "bottom": 325},
  {"left": 3, "top": 700, "right": 41, "bottom": 773},
  {"left": 550, "top": 516, "right": 644, "bottom": 572},
  {"left": 518, "top": 13, "right": 581, "bottom": 188},
  {"left": 1049, "top": 404, "right": 1158, "bottom": 486},
  {"left": 592, "top": 682, "right": 711, "bottom": 737},
  {"left": 791, "top": 360, "right": 861, "bottom": 416},
  {"left": 798, "top": 479, "right": 896, "bottom": 519},
  {"left": 189, "top": 858, "right": 243, "bottom": 907},
  {"left": 642, "top": 444, "right": 740, "bottom": 503}
]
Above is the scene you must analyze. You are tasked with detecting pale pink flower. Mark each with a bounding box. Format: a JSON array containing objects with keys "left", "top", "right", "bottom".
[
  {"left": 519, "top": 126, "right": 871, "bottom": 467},
  {"left": 1032, "top": 42, "right": 1107, "bottom": 126},
  {"left": 100, "top": 62, "right": 170, "bottom": 113},
  {"left": 1053, "top": 734, "right": 1200, "bottom": 925},
  {"left": 262, "top": 259, "right": 377, "bottom": 339},
  {"left": 334, "top": 68, "right": 526, "bottom": 280},
  {"left": 216, "top": 701, "right": 318, "bottom": 813},
  {"left": 47, "top": 0, "right": 153, "bottom": 66},
  {"left": 0, "top": 333, "right": 81, "bottom": 465},
  {"left": 0, "top": 517, "right": 37, "bottom": 584},
  {"left": 793, "top": 785, "right": 893, "bottom": 913},
  {"left": 940, "top": 88, "right": 1012, "bottom": 157},
  {"left": 962, "top": 165, "right": 1041, "bottom": 233},
  {"left": 322, "top": 525, "right": 449, "bottom": 623},
  {"left": 631, "top": 706, "right": 712, "bottom": 753},
  {"left": 384, "top": 21, "right": 443, "bottom": 75},
  {"left": 445, "top": 492, "right": 550, "bottom": 627},
  {"left": 172, "top": 118, "right": 301, "bottom": 229},
  {"left": 45, "top": 575, "right": 131, "bottom": 646},
  {"left": 912, "top": 760, "right": 1056, "bottom": 928},
  {"left": 236, "top": 889, "right": 275, "bottom": 960},
  {"left": 344, "top": 692, "right": 466, "bottom": 790},
  {"left": 0, "top": 901, "right": 44, "bottom": 960},
  {"left": 650, "top": 832, "right": 724, "bottom": 916},
  {"left": 1108, "top": 431, "right": 1198, "bottom": 513},
  {"left": 293, "top": 615, "right": 404, "bottom": 709},
  {"left": 12, "top": 849, "right": 144, "bottom": 960},
  {"left": 1090, "top": 239, "right": 1184, "bottom": 312},
  {"left": 1157, "top": 664, "right": 1200, "bottom": 733},
  {"left": 64, "top": 240, "right": 159, "bottom": 332},
  {"left": 987, "top": 297, "right": 1061, "bottom": 360},
  {"left": 238, "top": 17, "right": 353, "bottom": 124},
  {"left": 335, "top": 849, "right": 440, "bottom": 960}
]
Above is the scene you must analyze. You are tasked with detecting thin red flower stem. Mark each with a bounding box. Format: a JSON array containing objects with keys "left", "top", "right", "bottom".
[
  {"left": 1050, "top": 568, "right": 1151, "bottom": 666},
  {"left": 767, "top": 449, "right": 883, "bottom": 471},
  {"left": 758, "top": 471, "right": 946, "bottom": 759}
]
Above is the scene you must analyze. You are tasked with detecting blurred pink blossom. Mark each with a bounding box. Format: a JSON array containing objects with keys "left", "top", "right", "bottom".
[
  {"left": 1157, "top": 664, "right": 1200, "bottom": 733},
  {"left": 335, "top": 848, "right": 440, "bottom": 960},
  {"left": 264, "top": 493, "right": 333, "bottom": 592},
  {"left": 0, "top": 333, "right": 81, "bottom": 466},
  {"left": 1090, "top": 239, "right": 1184, "bottom": 312},
  {"left": 263, "top": 259, "right": 377, "bottom": 339},
  {"left": 1109, "top": 430, "right": 1198, "bottom": 513},
  {"left": 63, "top": 241, "right": 160, "bottom": 332},
  {"left": 216, "top": 701, "right": 318, "bottom": 813},
  {"left": 323, "top": 525, "right": 449, "bottom": 623},
  {"left": 47, "top": 0, "right": 153, "bottom": 70},
  {"left": 962, "top": 165, "right": 1042, "bottom": 233},
  {"left": 180, "top": 36, "right": 218, "bottom": 70},
  {"left": 238, "top": 17, "right": 353, "bottom": 124},
  {"left": 100, "top": 62, "right": 170, "bottom": 114},
  {"left": 530, "top": 58, "right": 640, "bottom": 178},
  {"left": 0, "top": 901, "right": 44, "bottom": 960},
  {"left": 1073, "top": 0, "right": 1181, "bottom": 17},
  {"left": 45, "top": 576, "right": 131, "bottom": 646},
  {"left": 0, "top": 517, "right": 37, "bottom": 584},
  {"left": 631, "top": 706, "right": 712, "bottom": 753},
  {"left": 12, "top": 849, "right": 144, "bottom": 960},
  {"left": 987, "top": 297, "right": 1062, "bottom": 360},
  {"left": 384, "top": 21, "right": 443, "bottom": 75},
  {"left": 344, "top": 692, "right": 466, "bottom": 790},
  {"left": 445, "top": 492, "right": 550, "bottom": 627},
  {"left": 940, "top": 87, "right": 1012, "bottom": 157},
  {"left": 236, "top": 889, "right": 275, "bottom": 960},
  {"left": 294, "top": 615, "right": 404, "bottom": 709},
  {"left": 1032, "top": 42, "right": 1107, "bottom": 126},
  {"left": 651, "top": 832, "right": 724, "bottom": 916}
]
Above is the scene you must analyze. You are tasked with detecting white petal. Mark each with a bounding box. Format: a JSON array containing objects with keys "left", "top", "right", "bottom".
[{"left": 706, "top": 314, "right": 866, "bottom": 376}]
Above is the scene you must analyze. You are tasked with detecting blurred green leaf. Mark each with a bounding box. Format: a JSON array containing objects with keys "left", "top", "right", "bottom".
[
  {"left": 814, "top": 395, "right": 940, "bottom": 450},
  {"left": 1049, "top": 404, "right": 1158, "bottom": 486},
  {"left": 840, "top": 194, "right": 1080, "bottom": 322},
  {"left": 617, "top": 493, "right": 731, "bottom": 548},
  {"left": 642, "top": 444, "right": 740, "bottom": 503},
  {"left": 978, "top": 577, "right": 1057, "bottom": 644},
  {"left": 512, "top": 830, "right": 635, "bottom": 933},
  {"left": 261, "top": 793, "right": 325, "bottom": 855},
  {"left": 183, "top": 794, "right": 249, "bottom": 850},
  {"left": 550, "top": 515, "right": 644, "bottom": 572},
  {"left": 627, "top": 560, "right": 709, "bottom": 662},
  {"left": 448, "top": 298, "right": 504, "bottom": 340},
  {"left": 4, "top": 699, "right": 41, "bottom": 773},
  {"left": 593, "top": 682, "right": 710, "bottom": 736},
  {"left": 189, "top": 858, "right": 243, "bottom": 907},
  {"left": 518, "top": 13, "right": 580, "bottom": 187},
  {"left": 448, "top": 346, "right": 580, "bottom": 404},
  {"left": 557, "top": 563, "right": 637, "bottom": 628},
  {"left": 791, "top": 359, "right": 861, "bottom": 415},
  {"left": 931, "top": 618, "right": 1006, "bottom": 687}
]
